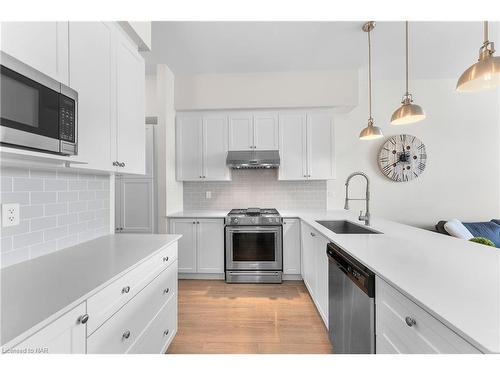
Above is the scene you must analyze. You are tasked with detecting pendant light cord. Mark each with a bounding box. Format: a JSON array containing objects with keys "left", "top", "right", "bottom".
[
  {"left": 405, "top": 21, "right": 409, "bottom": 95},
  {"left": 368, "top": 28, "right": 372, "bottom": 120},
  {"left": 483, "top": 21, "right": 489, "bottom": 44}
]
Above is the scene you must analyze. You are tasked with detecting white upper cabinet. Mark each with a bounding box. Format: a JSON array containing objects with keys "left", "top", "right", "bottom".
[
  {"left": 229, "top": 114, "right": 253, "bottom": 150},
  {"left": 307, "top": 113, "right": 335, "bottom": 180},
  {"left": 176, "top": 114, "right": 230, "bottom": 181},
  {"left": 279, "top": 113, "right": 307, "bottom": 180},
  {"left": 1, "top": 22, "right": 69, "bottom": 84},
  {"left": 253, "top": 113, "right": 279, "bottom": 150},
  {"left": 69, "top": 22, "right": 113, "bottom": 171},
  {"left": 115, "top": 32, "right": 145, "bottom": 175},
  {"left": 203, "top": 115, "right": 230, "bottom": 181},
  {"left": 176, "top": 115, "right": 203, "bottom": 181},
  {"left": 279, "top": 111, "right": 335, "bottom": 181},
  {"left": 228, "top": 112, "right": 279, "bottom": 150}
]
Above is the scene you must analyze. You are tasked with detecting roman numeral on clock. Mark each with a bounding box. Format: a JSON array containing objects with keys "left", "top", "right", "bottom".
[{"left": 418, "top": 162, "right": 426, "bottom": 171}]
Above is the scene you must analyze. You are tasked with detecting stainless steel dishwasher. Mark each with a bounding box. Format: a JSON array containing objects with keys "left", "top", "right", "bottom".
[{"left": 327, "top": 242, "right": 375, "bottom": 354}]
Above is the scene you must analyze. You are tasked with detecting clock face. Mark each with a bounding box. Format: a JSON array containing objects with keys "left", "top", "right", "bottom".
[{"left": 378, "top": 134, "right": 427, "bottom": 182}]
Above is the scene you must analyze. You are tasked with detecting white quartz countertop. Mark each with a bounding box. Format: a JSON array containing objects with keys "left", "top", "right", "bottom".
[
  {"left": 1, "top": 234, "right": 181, "bottom": 346},
  {"left": 167, "top": 209, "right": 499, "bottom": 353},
  {"left": 168, "top": 210, "right": 229, "bottom": 218}
]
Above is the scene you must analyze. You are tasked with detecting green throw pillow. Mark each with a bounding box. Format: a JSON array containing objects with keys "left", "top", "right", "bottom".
[{"left": 469, "top": 237, "right": 497, "bottom": 247}]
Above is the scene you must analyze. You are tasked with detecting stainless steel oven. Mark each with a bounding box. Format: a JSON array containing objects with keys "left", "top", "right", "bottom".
[{"left": 0, "top": 52, "right": 78, "bottom": 155}]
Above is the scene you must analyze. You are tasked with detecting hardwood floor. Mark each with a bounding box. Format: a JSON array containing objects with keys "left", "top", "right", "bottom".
[{"left": 167, "top": 280, "right": 332, "bottom": 354}]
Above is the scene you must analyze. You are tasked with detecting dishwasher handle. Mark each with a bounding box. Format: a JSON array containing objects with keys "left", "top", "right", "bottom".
[{"left": 327, "top": 242, "right": 375, "bottom": 298}]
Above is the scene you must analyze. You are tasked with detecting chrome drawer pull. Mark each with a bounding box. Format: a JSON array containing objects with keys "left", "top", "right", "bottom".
[
  {"left": 78, "top": 314, "right": 89, "bottom": 324},
  {"left": 163, "top": 256, "right": 169, "bottom": 262},
  {"left": 405, "top": 316, "right": 416, "bottom": 327},
  {"left": 163, "top": 288, "right": 170, "bottom": 294},
  {"left": 310, "top": 232, "right": 316, "bottom": 237},
  {"left": 122, "top": 330, "right": 131, "bottom": 339},
  {"left": 163, "top": 329, "right": 169, "bottom": 337},
  {"left": 122, "top": 286, "right": 131, "bottom": 294}
]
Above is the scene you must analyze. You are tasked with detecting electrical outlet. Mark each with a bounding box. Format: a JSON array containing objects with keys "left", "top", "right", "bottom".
[
  {"left": 205, "top": 191, "right": 212, "bottom": 199},
  {"left": 2, "top": 203, "right": 20, "bottom": 227}
]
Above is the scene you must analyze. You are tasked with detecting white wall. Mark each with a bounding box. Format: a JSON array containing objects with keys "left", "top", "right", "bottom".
[
  {"left": 174, "top": 69, "right": 358, "bottom": 111},
  {"left": 155, "top": 65, "right": 183, "bottom": 233},
  {"left": 329, "top": 70, "right": 500, "bottom": 229}
]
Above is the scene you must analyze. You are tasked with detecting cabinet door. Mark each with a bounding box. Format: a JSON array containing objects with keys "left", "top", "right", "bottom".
[
  {"left": 197, "top": 219, "right": 225, "bottom": 273},
  {"left": 254, "top": 113, "right": 278, "bottom": 150},
  {"left": 115, "top": 33, "right": 145, "bottom": 175},
  {"left": 315, "top": 235, "right": 329, "bottom": 327},
  {"left": 170, "top": 219, "right": 197, "bottom": 273},
  {"left": 283, "top": 219, "right": 301, "bottom": 275},
  {"left": 11, "top": 302, "right": 86, "bottom": 354},
  {"left": 176, "top": 116, "right": 203, "bottom": 181},
  {"left": 118, "top": 178, "right": 154, "bottom": 233},
  {"left": 1, "top": 22, "right": 69, "bottom": 84},
  {"left": 69, "top": 22, "right": 114, "bottom": 171},
  {"left": 203, "top": 115, "right": 230, "bottom": 181},
  {"left": 229, "top": 114, "right": 253, "bottom": 150},
  {"left": 301, "top": 223, "right": 316, "bottom": 297},
  {"left": 306, "top": 113, "right": 335, "bottom": 180},
  {"left": 278, "top": 113, "right": 307, "bottom": 180}
]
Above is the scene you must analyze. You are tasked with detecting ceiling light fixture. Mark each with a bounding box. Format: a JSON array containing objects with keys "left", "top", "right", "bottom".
[
  {"left": 456, "top": 21, "right": 500, "bottom": 92},
  {"left": 391, "top": 21, "right": 426, "bottom": 125},
  {"left": 359, "top": 21, "right": 383, "bottom": 140}
]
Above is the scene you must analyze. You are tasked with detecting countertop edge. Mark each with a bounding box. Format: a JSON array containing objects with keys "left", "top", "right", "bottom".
[{"left": 1, "top": 234, "right": 182, "bottom": 349}]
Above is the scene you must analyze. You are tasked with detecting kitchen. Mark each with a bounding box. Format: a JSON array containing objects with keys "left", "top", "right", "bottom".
[{"left": 1, "top": 2, "right": 500, "bottom": 373}]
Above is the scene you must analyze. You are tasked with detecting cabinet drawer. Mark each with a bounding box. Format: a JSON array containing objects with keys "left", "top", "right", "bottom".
[
  {"left": 87, "top": 261, "right": 178, "bottom": 354},
  {"left": 87, "top": 243, "right": 177, "bottom": 334},
  {"left": 128, "top": 293, "right": 177, "bottom": 354},
  {"left": 376, "top": 278, "right": 480, "bottom": 354}
]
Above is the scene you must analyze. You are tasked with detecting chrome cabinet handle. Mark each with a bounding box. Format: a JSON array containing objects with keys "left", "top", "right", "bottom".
[
  {"left": 193, "top": 221, "right": 196, "bottom": 224},
  {"left": 122, "top": 330, "right": 131, "bottom": 339},
  {"left": 122, "top": 286, "right": 130, "bottom": 294},
  {"left": 163, "top": 329, "right": 169, "bottom": 336},
  {"left": 163, "top": 287, "right": 170, "bottom": 294},
  {"left": 78, "top": 314, "right": 89, "bottom": 324},
  {"left": 310, "top": 232, "right": 316, "bottom": 237},
  {"left": 405, "top": 316, "right": 416, "bottom": 327},
  {"left": 163, "top": 256, "right": 169, "bottom": 262},
  {"left": 120, "top": 162, "right": 125, "bottom": 167}
]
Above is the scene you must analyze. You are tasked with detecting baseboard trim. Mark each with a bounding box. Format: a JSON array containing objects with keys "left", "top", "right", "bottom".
[
  {"left": 283, "top": 274, "right": 303, "bottom": 281},
  {"left": 178, "top": 273, "right": 225, "bottom": 280}
]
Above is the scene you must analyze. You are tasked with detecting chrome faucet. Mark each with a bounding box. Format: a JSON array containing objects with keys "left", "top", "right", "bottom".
[{"left": 344, "top": 172, "right": 371, "bottom": 226}]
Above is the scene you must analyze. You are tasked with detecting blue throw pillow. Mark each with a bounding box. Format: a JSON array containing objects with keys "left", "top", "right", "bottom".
[
  {"left": 463, "top": 221, "right": 500, "bottom": 247},
  {"left": 492, "top": 219, "right": 500, "bottom": 226}
]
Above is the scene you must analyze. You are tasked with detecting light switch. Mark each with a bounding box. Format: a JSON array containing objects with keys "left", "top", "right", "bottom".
[{"left": 205, "top": 191, "right": 212, "bottom": 199}]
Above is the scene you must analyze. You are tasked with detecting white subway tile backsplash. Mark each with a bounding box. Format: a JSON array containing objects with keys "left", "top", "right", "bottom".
[
  {"left": 31, "top": 191, "right": 56, "bottom": 204},
  {"left": 13, "top": 231, "right": 43, "bottom": 249},
  {"left": 1, "top": 166, "right": 110, "bottom": 268},
  {"left": 31, "top": 216, "right": 57, "bottom": 231},
  {"left": 183, "top": 169, "right": 327, "bottom": 210},
  {"left": 45, "top": 202, "right": 68, "bottom": 216}
]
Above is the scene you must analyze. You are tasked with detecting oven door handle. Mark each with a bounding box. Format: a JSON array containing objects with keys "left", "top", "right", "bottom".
[{"left": 226, "top": 226, "right": 282, "bottom": 233}]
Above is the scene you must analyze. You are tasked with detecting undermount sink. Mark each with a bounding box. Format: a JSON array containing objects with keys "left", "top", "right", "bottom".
[{"left": 316, "top": 220, "right": 382, "bottom": 235}]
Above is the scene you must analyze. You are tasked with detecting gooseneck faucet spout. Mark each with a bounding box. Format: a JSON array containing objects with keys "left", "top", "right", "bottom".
[{"left": 344, "top": 172, "right": 371, "bottom": 226}]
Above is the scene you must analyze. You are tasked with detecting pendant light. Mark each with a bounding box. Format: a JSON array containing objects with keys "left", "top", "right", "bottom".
[
  {"left": 456, "top": 21, "right": 500, "bottom": 92},
  {"left": 359, "top": 21, "right": 383, "bottom": 140},
  {"left": 391, "top": 21, "right": 426, "bottom": 125}
]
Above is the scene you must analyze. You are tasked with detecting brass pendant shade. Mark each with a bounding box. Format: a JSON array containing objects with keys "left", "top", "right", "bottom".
[
  {"left": 457, "top": 21, "right": 500, "bottom": 92},
  {"left": 391, "top": 21, "right": 426, "bottom": 125},
  {"left": 359, "top": 21, "right": 383, "bottom": 140}
]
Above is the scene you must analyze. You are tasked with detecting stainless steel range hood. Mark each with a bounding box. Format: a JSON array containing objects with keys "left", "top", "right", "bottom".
[{"left": 226, "top": 150, "right": 280, "bottom": 169}]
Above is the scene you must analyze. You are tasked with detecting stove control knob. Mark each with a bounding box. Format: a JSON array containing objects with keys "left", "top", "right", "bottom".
[
  {"left": 252, "top": 218, "right": 256, "bottom": 223},
  {"left": 233, "top": 218, "right": 238, "bottom": 223}
]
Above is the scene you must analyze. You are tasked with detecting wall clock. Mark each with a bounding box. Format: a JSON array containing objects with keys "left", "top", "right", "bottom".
[{"left": 378, "top": 134, "right": 427, "bottom": 182}]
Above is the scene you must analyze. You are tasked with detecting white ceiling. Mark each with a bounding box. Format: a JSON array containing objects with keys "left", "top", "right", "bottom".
[{"left": 144, "top": 21, "right": 500, "bottom": 79}]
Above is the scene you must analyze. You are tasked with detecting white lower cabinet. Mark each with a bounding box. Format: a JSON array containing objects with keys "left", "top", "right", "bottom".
[
  {"left": 376, "top": 278, "right": 481, "bottom": 354},
  {"left": 300, "top": 222, "right": 329, "bottom": 327},
  {"left": 283, "top": 219, "right": 301, "bottom": 275},
  {"left": 11, "top": 302, "right": 87, "bottom": 354},
  {"left": 169, "top": 218, "right": 225, "bottom": 275},
  {"left": 87, "top": 261, "right": 177, "bottom": 354}
]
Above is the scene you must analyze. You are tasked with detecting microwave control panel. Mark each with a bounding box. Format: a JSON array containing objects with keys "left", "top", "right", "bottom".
[{"left": 59, "top": 96, "right": 76, "bottom": 143}]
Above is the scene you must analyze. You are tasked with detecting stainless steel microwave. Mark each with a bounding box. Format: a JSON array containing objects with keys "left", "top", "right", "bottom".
[{"left": 0, "top": 52, "right": 78, "bottom": 155}]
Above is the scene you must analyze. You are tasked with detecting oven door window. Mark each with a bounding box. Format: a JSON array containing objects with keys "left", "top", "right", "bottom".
[
  {"left": 232, "top": 232, "right": 276, "bottom": 262},
  {"left": 0, "top": 66, "right": 59, "bottom": 139}
]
